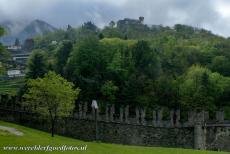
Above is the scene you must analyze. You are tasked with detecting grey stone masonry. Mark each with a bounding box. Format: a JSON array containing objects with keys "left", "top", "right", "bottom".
[
  {"left": 105, "top": 104, "right": 109, "bottom": 122},
  {"left": 216, "top": 111, "right": 224, "bottom": 122},
  {"left": 152, "top": 110, "right": 157, "bottom": 126},
  {"left": 97, "top": 107, "right": 100, "bottom": 121},
  {"left": 92, "top": 107, "right": 95, "bottom": 120},
  {"left": 157, "top": 109, "right": 163, "bottom": 127},
  {"left": 119, "top": 106, "right": 124, "bottom": 123},
  {"left": 176, "top": 109, "right": 180, "bottom": 126},
  {"left": 188, "top": 111, "right": 196, "bottom": 126},
  {"left": 196, "top": 111, "right": 205, "bottom": 123},
  {"left": 170, "top": 110, "right": 175, "bottom": 127},
  {"left": 83, "top": 102, "right": 87, "bottom": 119},
  {"left": 125, "top": 105, "right": 129, "bottom": 124},
  {"left": 135, "top": 107, "right": 140, "bottom": 124},
  {"left": 140, "top": 108, "right": 146, "bottom": 125},
  {"left": 194, "top": 124, "right": 206, "bottom": 150},
  {"left": 170, "top": 109, "right": 181, "bottom": 127},
  {"left": 78, "top": 103, "right": 83, "bottom": 119},
  {"left": 204, "top": 111, "right": 209, "bottom": 121},
  {"left": 110, "top": 104, "right": 115, "bottom": 122}
]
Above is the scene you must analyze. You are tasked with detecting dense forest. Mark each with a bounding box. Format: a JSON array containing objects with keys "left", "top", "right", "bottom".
[
  {"left": 2, "top": 18, "right": 230, "bottom": 117},
  {"left": 0, "top": 27, "right": 10, "bottom": 75}
]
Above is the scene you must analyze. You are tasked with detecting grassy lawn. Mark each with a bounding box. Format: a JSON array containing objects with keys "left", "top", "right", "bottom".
[
  {"left": 0, "top": 121, "right": 228, "bottom": 154},
  {"left": 0, "top": 129, "right": 12, "bottom": 136}
]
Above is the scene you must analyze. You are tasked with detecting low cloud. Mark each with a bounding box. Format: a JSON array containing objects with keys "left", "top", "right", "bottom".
[{"left": 0, "top": 0, "right": 230, "bottom": 36}]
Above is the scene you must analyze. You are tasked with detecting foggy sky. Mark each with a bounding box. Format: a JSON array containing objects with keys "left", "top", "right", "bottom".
[{"left": 1, "top": 0, "right": 230, "bottom": 37}]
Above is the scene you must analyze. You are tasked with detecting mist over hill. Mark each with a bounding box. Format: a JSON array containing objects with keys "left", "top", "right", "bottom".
[{"left": 0, "top": 20, "right": 56, "bottom": 45}]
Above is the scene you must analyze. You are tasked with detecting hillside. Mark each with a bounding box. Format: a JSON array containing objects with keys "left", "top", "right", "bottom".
[
  {"left": 0, "top": 78, "right": 25, "bottom": 95},
  {"left": 0, "top": 20, "right": 56, "bottom": 45},
  {"left": 31, "top": 18, "right": 230, "bottom": 114}
]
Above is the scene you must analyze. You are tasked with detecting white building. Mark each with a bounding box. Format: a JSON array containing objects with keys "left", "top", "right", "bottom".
[
  {"left": 51, "top": 41, "right": 58, "bottom": 45},
  {"left": 7, "top": 46, "right": 22, "bottom": 50},
  {"left": 7, "top": 70, "right": 25, "bottom": 78}
]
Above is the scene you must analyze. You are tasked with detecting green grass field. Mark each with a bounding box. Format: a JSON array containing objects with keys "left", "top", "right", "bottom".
[
  {"left": 0, "top": 78, "right": 25, "bottom": 95},
  {"left": 0, "top": 121, "right": 228, "bottom": 154}
]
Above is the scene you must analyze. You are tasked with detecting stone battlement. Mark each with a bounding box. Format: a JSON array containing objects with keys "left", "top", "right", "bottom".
[{"left": 74, "top": 102, "right": 228, "bottom": 128}]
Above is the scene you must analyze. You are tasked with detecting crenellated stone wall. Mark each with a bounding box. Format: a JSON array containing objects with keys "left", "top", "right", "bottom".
[
  {"left": 72, "top": 102, "right": 228, "bottom": 128},
  {"left": 0, "top": 101, "right": 230, "bottom": 152}
]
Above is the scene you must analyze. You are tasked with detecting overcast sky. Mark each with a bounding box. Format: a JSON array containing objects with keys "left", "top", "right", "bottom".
[{"left": 1, "top": 0, "right": 230, "bottom": 37}]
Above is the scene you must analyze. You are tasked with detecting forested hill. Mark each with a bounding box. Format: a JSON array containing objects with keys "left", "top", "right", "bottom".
[{"left": 18, "top": 18, "right": 230, "bottom": 113}]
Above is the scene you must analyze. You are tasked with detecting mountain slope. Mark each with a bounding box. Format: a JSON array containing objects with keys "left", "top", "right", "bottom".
[
  {"left": 18, "top": 19, "right": 57, "bottom": 41},
  {"left": 0, "top": 20, "right": 56, "bottom": 45}
]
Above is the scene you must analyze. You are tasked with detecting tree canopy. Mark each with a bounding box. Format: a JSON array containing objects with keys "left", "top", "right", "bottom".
[
  {"left": 26, "top": 49, "right": 48, "bottom": 79},
  {"left": 15, "top": 19, "right": 230, "bottom": 117},
  {"left": 23, "top": 71, "right": 80, "bottom": 136}
]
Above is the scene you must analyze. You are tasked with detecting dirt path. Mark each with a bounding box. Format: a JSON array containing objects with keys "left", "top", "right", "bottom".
[{"left": 0, "top": 125, "right": 24, "bottom": 136}]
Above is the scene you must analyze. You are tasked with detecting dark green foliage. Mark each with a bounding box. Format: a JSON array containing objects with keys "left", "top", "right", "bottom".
[
  {"left": 0, "top": 27, "right": 10, "bottom": 75},
  {"left": 209, "top": 56, "right": 230, "bottom": 76},
  {"left": 121, "top": 74, "right": 155, "bottom": 107},
  {"left": 131, "top": 40, "right": 161, "bottom": 78},
  {"left": 65, "top": 37, "right": 107, "bottom": 101},
  {"left": 154, "top": 76, "right": 180, "bottom": 109},
  {"left": 98, "top": 33, "right": 104, "bottom": 39},
  {"left": 0, "top": 27, "right": 4, "bottom": 36},
  {"left": 101, "top": 81, "right": 119, "bottom": 104},
  {"left": 23, "top": 19, "right": 230, "bottom": 111},
  {"left": 26, "top": 50, "right": 48, "bottom": 79},
  {"left": 23, "top": 38, "right": 35, "bottom": 51},
  {"left": 179, "top": 65, "right": 230, "bottom": 111},
  {"left": 82, "top": 21, "right": 98, "bottom": 32},
  {"left": 102, "top": 26, "right": 124, "bottom": 39},
  {"left": 55, "top": 40, "right": 73, "bottom": 75},
  {"left": 109, "top": 21, "right": 115, "bottom": 28}
]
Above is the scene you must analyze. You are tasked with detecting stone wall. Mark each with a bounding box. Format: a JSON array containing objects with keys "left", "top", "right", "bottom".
[
  {"left": 206, "top": 126, "right": 230, "bottom": 151},
  {"left": 0, "top": 107, "right": 193, "bottom": 148},
  {"left": 0, "top": 103, "right": 230, "bottom": 152}
]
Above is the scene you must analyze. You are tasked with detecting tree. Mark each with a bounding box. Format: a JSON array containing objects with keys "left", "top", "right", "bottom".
[
  {"left": 155, "top": 76, "right": 180, "bottom": 109},
  {"left": 67, "top": 24, "right": 72, "bottom": 31},
  {"left": 23, "top": 38, "right": 35, "bottom": 51},
  {"left": 102, "top": 26, "right": 124, "bottom": 39},
  {"left": 101, "top": 81, "right": 119, "bottom": 104},
  {"left": 0, "top": 27, "right": 4, "bottom": 36},
  {"left": 179, "top": 65, "right": 215, "bottom": 110},
  {"left": 0, "top": 27, "right": 9, "bottom": 74},
  {"left": 65, "top": 37, "right": 107, "bottom": 101},
  {"left": 0, "top": 62, "right": 5, "bottom": 75},
  {"left": 26, "top": 49, "right": 48, "bottom": 79},
  {"left": 131, "top": 40, "right": 161, "bottom": 78},
  {"left": 210, "top": 56, "right": 230, "bottom": 76},
  {"left": 55, "top": 40, "right": 73, "bottom": 75},
  {"left": 98, "top": 33, "right": 104, "bottom": 40},
  {"left": 82, "top": 21, "right": 98, "bottom": 32},
  {"left": 121, "top": 74, "right": 154, "bottom": 107},
  {"left": 139, "top": 16, "right": 144, "bottom": 23},
  {"left": 109, "top": 21, "right": 115, "bottom": 28},
  {"left": 209, "top": 72, "right": 230, "bottom": 108},
  {"left": 23, "top": 72, "right": 80, "bottom": 137}
]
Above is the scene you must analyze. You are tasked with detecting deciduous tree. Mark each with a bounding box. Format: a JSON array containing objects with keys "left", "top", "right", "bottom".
[{"left": 23, "top": 72, "right": 80, "bottom": 137}]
